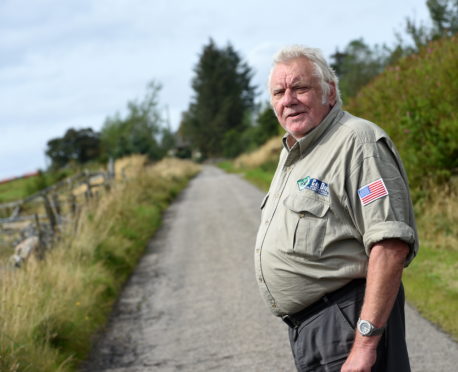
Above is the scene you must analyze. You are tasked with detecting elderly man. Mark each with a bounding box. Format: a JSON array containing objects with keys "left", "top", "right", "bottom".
[{"left": 254, "top": 45, "right": 418, "bottom": 372}]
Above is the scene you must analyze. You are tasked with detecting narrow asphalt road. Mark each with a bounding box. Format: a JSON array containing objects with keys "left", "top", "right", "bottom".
[{"left": 83, "top": 165, "right": 458, "bottom": 372}]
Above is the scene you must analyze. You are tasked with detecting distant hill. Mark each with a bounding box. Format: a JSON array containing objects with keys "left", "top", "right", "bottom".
[{"left": 0, "top": 171, "right": 40, "bottom": 185}]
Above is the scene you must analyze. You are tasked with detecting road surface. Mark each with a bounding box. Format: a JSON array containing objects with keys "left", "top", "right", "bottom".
[{"left": 83, "top": 166, "right": 458, "bottom": 372}]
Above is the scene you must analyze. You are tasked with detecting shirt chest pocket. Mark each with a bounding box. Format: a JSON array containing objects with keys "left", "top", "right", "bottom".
[{"left": 283, "top": 195, "right": 330, "bottom": 259}]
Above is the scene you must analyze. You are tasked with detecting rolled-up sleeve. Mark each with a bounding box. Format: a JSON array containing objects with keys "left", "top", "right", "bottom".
[{"left": 346, "top": 139, "right": 419, "bottom": 266}]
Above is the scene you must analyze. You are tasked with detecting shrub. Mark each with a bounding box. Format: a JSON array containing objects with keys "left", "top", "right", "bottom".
[{"left": 345, "top": 36, "right": 458, "bottom": 199}]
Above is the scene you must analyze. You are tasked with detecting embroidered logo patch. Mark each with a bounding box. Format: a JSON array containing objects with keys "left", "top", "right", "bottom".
[
  {"left": 358, "top": 178, "right": 388, "bottom": 206},
  {"left": 297, "top": 176, "right": 329, "bottom": 196}
]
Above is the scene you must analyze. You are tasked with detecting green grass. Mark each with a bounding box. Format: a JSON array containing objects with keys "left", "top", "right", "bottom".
[
  {"left": 403, "top": 243, "right": 458, "bottom": 340},
  {"left": 0, "top": 165, "right": 108, "bottom": 205},
  {"left": 218, "top": 160, "right": 275, "bottom": 191},
  {"left": 0, "top": 177, "right": 40, "bottom": 203},
  {"left": 218, "top": 160, "right": 458, "bottom": 341}
]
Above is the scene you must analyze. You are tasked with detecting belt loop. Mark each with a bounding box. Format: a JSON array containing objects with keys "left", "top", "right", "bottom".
[{"left": 293, "top": 326, "right": 299, "bottom": 341}]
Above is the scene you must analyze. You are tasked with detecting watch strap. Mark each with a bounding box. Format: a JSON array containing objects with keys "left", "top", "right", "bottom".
[{"left": 357, "top": 318, "right": 385, "bottom": 336}]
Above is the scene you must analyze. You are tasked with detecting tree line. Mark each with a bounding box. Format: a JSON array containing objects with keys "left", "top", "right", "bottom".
[
  {"left": 45, "top": 0, "right": 457, "bottom": 170},
  {"left": 45, "top": 81, "right": 174, "bottom": 170},
  {"left": 331, "top": 0, "right": 458, "bottom": 101}
]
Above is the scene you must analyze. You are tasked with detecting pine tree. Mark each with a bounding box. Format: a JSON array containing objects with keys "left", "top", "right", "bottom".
[{"left": 181, "top": 39, "right": 256, "bottom": 158}]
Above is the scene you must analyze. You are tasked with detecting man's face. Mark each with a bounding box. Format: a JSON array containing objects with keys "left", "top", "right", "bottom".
[{"left": 270, "top": 57, "right": 335, "bottom": 139}]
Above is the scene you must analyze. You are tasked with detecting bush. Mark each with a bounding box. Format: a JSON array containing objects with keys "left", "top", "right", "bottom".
[{"left": 345, "top": 36, "right": 458, "bottom": 199}]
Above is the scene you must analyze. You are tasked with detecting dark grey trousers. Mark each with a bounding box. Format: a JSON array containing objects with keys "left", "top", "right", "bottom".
[{"left": 287, "top": 281, "right": 410, "bottom": 372}]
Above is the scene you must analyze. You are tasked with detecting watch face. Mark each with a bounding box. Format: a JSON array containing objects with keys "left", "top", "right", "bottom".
[{"left": 359, "top": 321, "right": 371, "bottom": 335}]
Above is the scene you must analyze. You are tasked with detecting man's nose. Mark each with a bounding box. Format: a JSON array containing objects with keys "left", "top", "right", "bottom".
[{"left": 282, "top": 89, "right": 297, "bottom": 106}]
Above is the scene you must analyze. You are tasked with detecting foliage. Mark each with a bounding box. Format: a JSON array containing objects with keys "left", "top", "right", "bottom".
[
  {"left": 330, "top": 39, "right": 389, "bottom": 101},
  {"left": 330, "top": 0, "right": 458, "bottom": 100},
  {"left": 46, "top": 128, "right": 101, "bottom": 170},
  {"left": 180, "top": 39, "right": 257, "bottom": 158},
  {"left": 0, "top": 158, "right": 200, "bottom": 371},
  {"left": 100, "top": 80, "right": 173, "bottom": 161},
  {"left": 345, "top": 36, "right": 458, "bottom": 197},
  {"left": 250, "top": 103, "right": 283, "bottom": 145},
  {"left": 400, "top": 0, "right": 458, "bottom": 54}
]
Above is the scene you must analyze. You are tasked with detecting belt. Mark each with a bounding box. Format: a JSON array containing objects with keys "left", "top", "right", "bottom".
[{"left": 281, "top": 279, "right": 366, "bottom": 329}]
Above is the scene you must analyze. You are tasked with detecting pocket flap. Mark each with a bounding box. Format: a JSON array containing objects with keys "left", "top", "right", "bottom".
[{"left": 283, "top": 195, "right": 329, "bottom": 217}]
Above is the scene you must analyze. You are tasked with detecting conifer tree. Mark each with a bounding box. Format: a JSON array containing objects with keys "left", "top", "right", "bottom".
[{"left": 181, "top": 39, "right": 256, "bottom": 158}]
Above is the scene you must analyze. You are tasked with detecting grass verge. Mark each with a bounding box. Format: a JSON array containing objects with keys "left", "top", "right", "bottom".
[
  {"left": 218, "top": 155, "right": 458, "bottom": 341},
  {"left": 404, "top": 181, "right": 458, "bottom": 340},
  {"left": 218, "top": 160, "right": 275, "bottom": 192},
  {"left": 0, "top": 158, "right": 200, "bottom": 371}
]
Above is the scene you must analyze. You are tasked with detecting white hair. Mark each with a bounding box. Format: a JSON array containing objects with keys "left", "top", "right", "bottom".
[{"left": 268, "top": 45, "right": 342, "bottom": 105}]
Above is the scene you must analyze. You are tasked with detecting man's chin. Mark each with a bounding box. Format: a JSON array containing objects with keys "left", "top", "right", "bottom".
[{"left": 286, "top": 125, "right": 312, "bottom": 139}]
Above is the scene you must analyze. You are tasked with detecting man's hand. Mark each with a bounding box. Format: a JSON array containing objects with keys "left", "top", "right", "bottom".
[
  {"left": 341, "top": 344, "right": 377, "bottom": 372},
  {"left": 340, "top": 238, "right": 409, "bottom": 371}
]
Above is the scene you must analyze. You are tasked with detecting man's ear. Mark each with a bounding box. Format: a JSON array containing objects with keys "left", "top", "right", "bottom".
[{"left": 328, "top": 82, "right": 337, "bottom": 105}]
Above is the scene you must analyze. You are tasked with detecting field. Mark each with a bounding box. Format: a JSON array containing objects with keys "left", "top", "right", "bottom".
[{"left": 0, "top": 176, "right": 41, "bottom": 203}]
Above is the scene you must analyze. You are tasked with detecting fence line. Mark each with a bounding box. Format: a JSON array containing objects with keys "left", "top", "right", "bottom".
[{"left": 0, "top": 167, "right": 115, "bottom": 267}]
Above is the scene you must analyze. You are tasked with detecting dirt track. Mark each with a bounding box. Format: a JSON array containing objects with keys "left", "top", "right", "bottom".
[{"left": 82, "top": 166, "right": 458, "bottom": 372}]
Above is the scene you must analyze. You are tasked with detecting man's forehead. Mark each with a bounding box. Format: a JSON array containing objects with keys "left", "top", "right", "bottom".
[{"left": 271, "top": 59, "right": 315, "bottom": 86}]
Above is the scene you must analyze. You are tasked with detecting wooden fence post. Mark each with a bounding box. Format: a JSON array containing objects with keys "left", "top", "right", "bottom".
[
  {"left": 51, "top": 193, "right": 62, "bottom": 225},
  {"left": 69, "top": 193, "right": 77, "bottom": 216},
  {"left": 84, "top": 179, "right": 93, "bottom": 201},
  {"left": 42, "top": 194, "right": 57, "bottom": 234},
  {"left": 52, "top": 193, "right": 61, "bottom": 216},
  {"left": 108, "top": 157, "right": 115, "bottom": 179},
  {"left": 34, "top": 213, "right": 46, "bottom": 259}
]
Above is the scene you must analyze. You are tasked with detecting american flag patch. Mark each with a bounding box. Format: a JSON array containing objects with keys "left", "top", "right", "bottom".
[{"left": 358, "top": 178, "right": 389, "bottom": 206}]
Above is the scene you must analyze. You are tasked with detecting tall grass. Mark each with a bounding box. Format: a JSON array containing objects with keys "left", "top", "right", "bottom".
[
  {"left": 403, "top": 179, "right": 458, "bottom": 340},
  {"left": 233, "top": 136, "right": 283, "bottom": 170},
  {"left": 0, "top": 157, "right": 200, "bottom": 371}
]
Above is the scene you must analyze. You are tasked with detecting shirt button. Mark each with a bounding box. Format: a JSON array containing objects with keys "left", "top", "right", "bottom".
[
  {"left": 264, "top": 219, "right": 269, "bottom": 225},
  {"left": 258, "top": 277, "right": 263, "bottom": 283}
]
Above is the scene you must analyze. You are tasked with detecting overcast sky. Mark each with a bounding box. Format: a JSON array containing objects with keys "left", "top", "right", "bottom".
[{"left": 0, "top": 0, "right": 430, "bottom": 180}]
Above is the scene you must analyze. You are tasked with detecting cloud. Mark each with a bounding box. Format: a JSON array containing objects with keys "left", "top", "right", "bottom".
[{"left": 0, "top": 0, "right": 430, "bottom": 179}]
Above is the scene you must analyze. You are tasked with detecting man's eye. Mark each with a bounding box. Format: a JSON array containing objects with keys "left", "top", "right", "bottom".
[
  {"left": 273, "top": 91, "right": 284, "bottom": 97},
  {"left": 296, "top": 86, "right": 310, "bottom": 94}
]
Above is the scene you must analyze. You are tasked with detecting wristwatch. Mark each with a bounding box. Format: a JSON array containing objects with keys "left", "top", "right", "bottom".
[{"left": 357, "top": 318, "right": 385, "bottom": 336}]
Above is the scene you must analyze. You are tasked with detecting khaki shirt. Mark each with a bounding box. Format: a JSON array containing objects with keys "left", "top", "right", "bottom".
[{"left": 254, "top": 104, "right": 418, "bottom": 316}]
